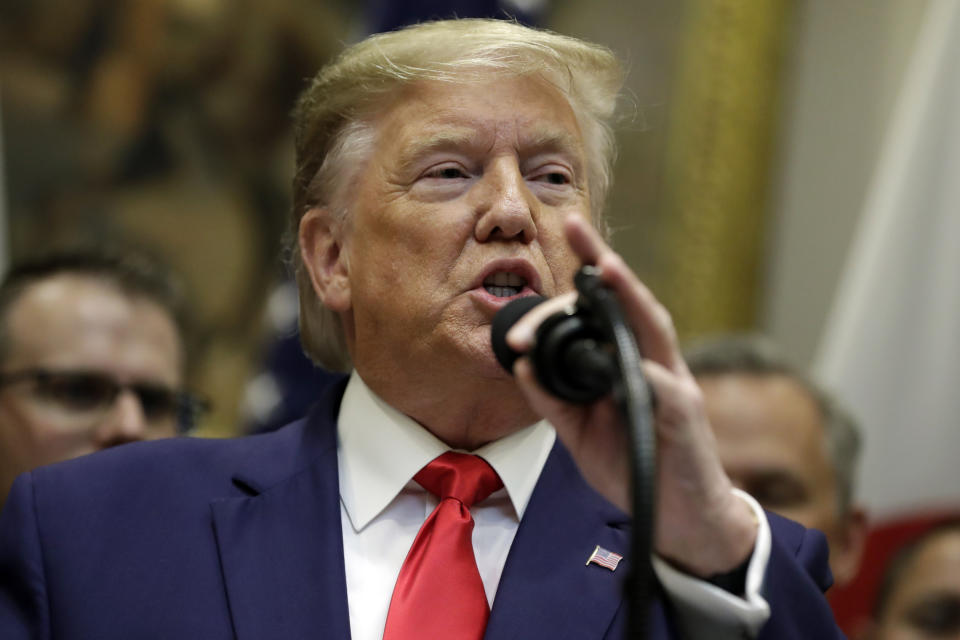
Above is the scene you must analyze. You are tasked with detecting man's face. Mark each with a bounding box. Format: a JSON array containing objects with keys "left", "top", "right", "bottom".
[
  {"left": 320, "top": 75, "right": 589, "bottom": 432},
  {"left": 0, "top": 274, "right": 183, "bottom": 499},
  {"left": 700, "top": 373, "right": 865, "bottom": 585},
  {"left": 872, "top": 530, "right": 960, "bottom": 640}
]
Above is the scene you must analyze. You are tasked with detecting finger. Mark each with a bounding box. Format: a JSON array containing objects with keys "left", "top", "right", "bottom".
[
  {"left": 513, "top": 357, "right": 576, "bottom": 420},
  {"left": 564, "top": 212, "right": 611, "bottom": 265},
  {"left": 564, "top": 215, "right": 686, "bottom": 373},
  {"left": 505, "top": 292, "right": 577, "bottom": 352},
  {"left": 641, "top": 359, "right": 703, "bottom": 431},
  {"left": 599, "top": 253, "right": 686, "bottom": 374}
]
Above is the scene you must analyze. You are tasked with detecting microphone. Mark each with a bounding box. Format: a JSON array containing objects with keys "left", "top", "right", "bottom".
[
  {"left": 493, "top": 268, "right": 658, "bottom": 640},
  {"left": 491, "top": 292, "right": 617, "bottom": 404}
]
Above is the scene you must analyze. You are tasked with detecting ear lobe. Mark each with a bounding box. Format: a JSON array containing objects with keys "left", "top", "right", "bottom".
[
  {"left": 832, "top": 506, "right": 869, "bottom": 586},
  {"left": 299, "top": 207, "right": 351, "bottom": 312}
]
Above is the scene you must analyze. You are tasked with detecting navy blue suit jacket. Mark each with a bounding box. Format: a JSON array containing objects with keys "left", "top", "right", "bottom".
[{"left": 0, "top": 381, "right": 843, "bottom": 639}]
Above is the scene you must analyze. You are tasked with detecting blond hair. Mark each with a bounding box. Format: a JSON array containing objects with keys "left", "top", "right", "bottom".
[{"left": 291, "top": 18, "right": 624, "bottom": 370}]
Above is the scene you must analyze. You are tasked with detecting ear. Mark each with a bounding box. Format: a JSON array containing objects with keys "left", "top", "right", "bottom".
[
  {"left": 831, "top": 505, "right": 869, "bottom": 587},
  {"left": 299, "top": 207, "right": 351, "bottom": 312}
]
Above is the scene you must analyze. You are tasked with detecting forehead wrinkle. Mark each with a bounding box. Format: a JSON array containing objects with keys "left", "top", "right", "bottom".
[{"left": 392, "top": 98, "right": 583, "bottom": 155}]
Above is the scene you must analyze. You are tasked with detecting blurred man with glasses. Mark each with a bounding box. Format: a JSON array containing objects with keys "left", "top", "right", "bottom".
[{"left": 0, "top": 247, "right": 202, "bottom": 506}]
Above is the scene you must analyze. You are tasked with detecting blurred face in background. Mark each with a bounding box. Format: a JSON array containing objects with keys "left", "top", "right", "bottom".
[
  {"left": 868, "top": 529, "right": 960, "bottom": 640},
  {"left": 0, "top": 274, "right": 184, "bottom": 502},
  {"left": 700, "top": 373, "right": 867, "bottom": 586}
]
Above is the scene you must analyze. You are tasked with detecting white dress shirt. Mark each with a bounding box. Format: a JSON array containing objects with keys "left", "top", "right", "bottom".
[{"left": 338, "top": 372, "right": 772, "bottom": 640}]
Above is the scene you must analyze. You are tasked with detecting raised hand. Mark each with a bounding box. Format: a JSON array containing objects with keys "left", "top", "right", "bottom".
[{"left": 506, "top": 213, "right": 757, "bottom": 577}]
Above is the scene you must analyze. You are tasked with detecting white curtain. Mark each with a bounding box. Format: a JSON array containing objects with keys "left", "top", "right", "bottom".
[{"left": 814, "top": 0, "right": 960, "bottom": 521}]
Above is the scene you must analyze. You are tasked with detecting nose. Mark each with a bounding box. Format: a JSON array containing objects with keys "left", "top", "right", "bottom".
[
  {"left": 473, "top": 158, "right": 537, "bottom": 244},
  {"left": 92, "top": 389, "right": 151, "bottom": 450}
]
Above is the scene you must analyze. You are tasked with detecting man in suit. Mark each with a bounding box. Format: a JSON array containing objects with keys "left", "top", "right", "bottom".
[
  {"left": 0, "top": 19, "right": 844, "bottom": 639},
  {"left": 0, "top": 247, "right": 199, "bottom": 508},
  {"left": 686, "top": 334, "right": 868, "bottom": 590}
]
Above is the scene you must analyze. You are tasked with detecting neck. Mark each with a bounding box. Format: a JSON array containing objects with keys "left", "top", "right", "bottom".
[{"left": 359, "top": 368, "right": 539, "bottom": 450}]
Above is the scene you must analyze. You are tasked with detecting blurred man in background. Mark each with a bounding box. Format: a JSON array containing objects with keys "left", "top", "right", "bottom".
[
  {"left": 686, "top": 334, "right": 868, "bottom": 589},
  {"left": 0, "top": 248, "right": 199, "bottom": 506},
  {"left": 862, "top": 520, "right": 960, "bottom": 640}
]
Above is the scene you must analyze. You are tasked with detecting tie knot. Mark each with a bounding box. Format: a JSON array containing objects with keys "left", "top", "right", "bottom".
[{"left": 414, "top": 452, "right": 503, "bottom": 508}]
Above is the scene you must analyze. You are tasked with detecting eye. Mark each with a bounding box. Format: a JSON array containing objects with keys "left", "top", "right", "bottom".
[
  {"left": 529, "top": 166, "right": 573, "bottom": 186},
  {"left": 38, "top": 373, "right": 117, "bottom": 411},
  {"left": 744, "top": 475, "right": 808, "bottom": 510},
  {"left": 423, "top": 165, "right": 469, "bottom": 180},
  {"left": 133, "top": 384, "right": 181, "bottom": 422},
  {"left": 541, "top": 172, "right": 570, "bottom": 185},
  {"left": 904, "top": 595, "right": 960, "bottom": 634}
]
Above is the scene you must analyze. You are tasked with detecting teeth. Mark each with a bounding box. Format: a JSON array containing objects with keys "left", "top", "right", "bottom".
[
  {"left": 484, "top": 271, "right": 526, "bottom": 287},
  {"left": 481, "top": 271, "right": 528, "bottom": 298},
  {"left": 484, "top": 285, "right": 520, "bottom": 298}
]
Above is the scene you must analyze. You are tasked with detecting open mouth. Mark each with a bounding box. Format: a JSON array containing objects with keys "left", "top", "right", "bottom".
[{"left": 482, "top": 271, "right": 527, "bottom": 298}]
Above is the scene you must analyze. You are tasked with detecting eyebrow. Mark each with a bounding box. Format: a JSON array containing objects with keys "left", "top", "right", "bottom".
[
  {"left": 745, "top": 469, "right": 807, "bottom": 487},
  {"left": 396, "top": 125, "right": 585, "bottom": 172},
  {"left": 397, "top": 129, "right": 478, "bottom": 170},
  {"left": 523, "top": 127, "right": 584, "bottom": 159}
]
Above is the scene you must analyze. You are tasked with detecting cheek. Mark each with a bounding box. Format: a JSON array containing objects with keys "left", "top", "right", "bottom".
[
  {"left": 787, "top": 502, "right": 838, "bottom": 538},
  {"left": 546, "top": 245, "right": 581, "bottom": 293},
  {"left": 886, "top": 616, "right": 924, "bottom": 639},
  {"left": 22, "top": 419, "right": 96, "bottom": 464},
  {"left": 350, "top": 230, "right": 458, "bottom": 317},
  {"left": 805, "top": 477, "right": 843, "bottom": 531},
  {"left": 536, "top": 213, "right": 581, "bottom": 286},
  {"left": 147, "top": 424, "right": 179, "bottom": 440},
  {"left": 369, "top": 201, "right": 470, "bottom": 257},
  {"left": 0, "top": 405, "right": 33, "bottom": 459},
  {"left": 391, "top": 219, "right": 473, "bottom": 279}
]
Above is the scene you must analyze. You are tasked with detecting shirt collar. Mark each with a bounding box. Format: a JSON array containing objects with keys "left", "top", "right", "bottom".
[{"left": 338, "top": 371, "right": 556, "bottom": 532}]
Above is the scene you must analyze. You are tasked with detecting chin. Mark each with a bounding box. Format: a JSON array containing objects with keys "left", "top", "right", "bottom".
[{"left": 468, "top": 341, "right": 517, "bottom": 382}]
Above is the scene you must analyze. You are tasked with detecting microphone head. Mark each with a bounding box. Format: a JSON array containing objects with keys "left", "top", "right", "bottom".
[{"left": 490, "top": 295, "right": 545, "bottom": 374}]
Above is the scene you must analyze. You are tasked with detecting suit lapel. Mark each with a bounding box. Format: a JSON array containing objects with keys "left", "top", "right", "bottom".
[
  {"left": 208, "top": 378, "right": 675, "bottom": 639},
  {"left": 210, "top": 380, "right": 352, "bottom": 640},
  {"left": 485, "top": 440, "right": 627, "bottom": 639},
  {"left": 485, "top": 440, "right": 671, "bottom": 639}
]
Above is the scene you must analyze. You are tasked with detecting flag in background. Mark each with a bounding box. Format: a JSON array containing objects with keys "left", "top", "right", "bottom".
[
  {"left": 241, "top": 281, "right": 343, "bottom": 434},
  {"left": 813, "top": 0, "right": 960, "bottom": 631}
]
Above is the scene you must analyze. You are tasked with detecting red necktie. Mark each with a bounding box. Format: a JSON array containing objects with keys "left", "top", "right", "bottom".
[{"left": 383, "top": 452, "right": 504, "bottom": 640}]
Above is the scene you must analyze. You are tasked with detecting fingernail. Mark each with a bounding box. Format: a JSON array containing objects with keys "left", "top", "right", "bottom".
[{"left": 507, "top": 324, "right": 534, "bottom": 349}]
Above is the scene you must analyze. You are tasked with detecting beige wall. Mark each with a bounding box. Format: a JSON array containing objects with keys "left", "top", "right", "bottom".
[{"left": 549, "top": 0, "right": 684, "bottom": 281}]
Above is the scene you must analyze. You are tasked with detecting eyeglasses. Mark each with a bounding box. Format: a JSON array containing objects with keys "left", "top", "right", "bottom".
[{"left": 0, "top": 368, "right": 209, "bottom": 433}]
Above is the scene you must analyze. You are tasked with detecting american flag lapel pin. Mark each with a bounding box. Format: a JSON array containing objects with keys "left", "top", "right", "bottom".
[{"left": 586, "top": 545, "right": 623, "bottom": 571}]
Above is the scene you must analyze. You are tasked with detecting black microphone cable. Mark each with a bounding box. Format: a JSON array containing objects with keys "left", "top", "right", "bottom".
[{"left": 491, "top": 265, "right": 657, "bottom": 640}]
